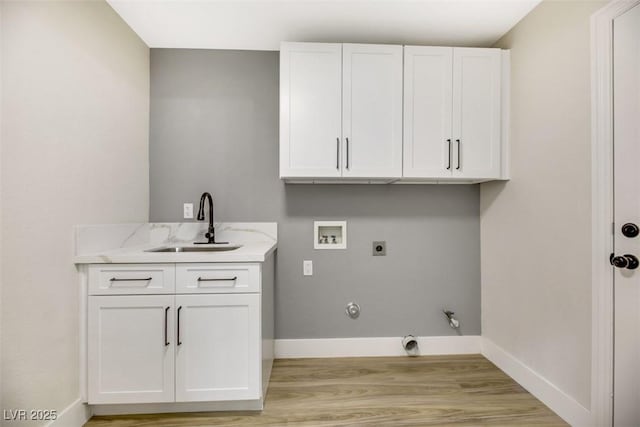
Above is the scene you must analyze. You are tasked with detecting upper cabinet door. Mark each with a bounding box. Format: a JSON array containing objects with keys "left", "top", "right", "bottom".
[
  {"left": 342, "top": 44, "right": 403, "bottom": 178},
  {"left": 403, "top": 46, "right": 453, "bottom": 178},
  {"left": 452, "top": 48, "right": 502, "bottom": 179},
  {"left": 280, "top": 42, "right": 343, "bottom": 178}
]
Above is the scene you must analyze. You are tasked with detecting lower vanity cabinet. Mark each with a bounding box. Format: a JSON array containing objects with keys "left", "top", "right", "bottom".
[{"left": 85, "top": 261, "right": 272, "bottom": 409}]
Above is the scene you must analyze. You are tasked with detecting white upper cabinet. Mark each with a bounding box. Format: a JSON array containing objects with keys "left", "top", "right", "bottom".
[
  {"left": 342, "top": 44, "right": 403, "bottom": 178},
  {"left": 280, "top": 42, "right": 403, "bottom": 181},
  {"left": 404, "top": 46, "right": 503, "bottom": 181},
  {"left": 452, "top": 48, "right": 502, "bottom": 179},
  {"left": 403, "top": 46, "right": 453, "bottom": 178},
  {"left": 280, "top": 43, "right": 342, "bottom": 178},
  {"left": 280, "top": 42, "right": 509, "bottom": 183}
]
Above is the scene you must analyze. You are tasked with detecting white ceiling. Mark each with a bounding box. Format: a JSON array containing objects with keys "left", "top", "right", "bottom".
[{"left": 107, "top": 0, "right": 542, "bottom": 50}]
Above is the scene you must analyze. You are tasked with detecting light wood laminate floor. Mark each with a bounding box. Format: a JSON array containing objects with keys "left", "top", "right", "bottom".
[{"left": 85, "top": 355, "right": 567, "bottom": 426}]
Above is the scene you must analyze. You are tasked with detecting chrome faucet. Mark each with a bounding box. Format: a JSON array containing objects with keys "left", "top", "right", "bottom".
[{"left": 196, "top": 192, "right": 227, "bottom": 244}]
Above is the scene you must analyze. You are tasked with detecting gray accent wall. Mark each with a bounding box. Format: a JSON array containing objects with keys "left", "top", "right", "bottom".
[{"left": 150, "top": 49, "right": 480, "bottom": 338}]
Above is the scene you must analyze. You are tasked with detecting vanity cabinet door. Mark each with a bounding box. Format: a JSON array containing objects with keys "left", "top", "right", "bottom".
[
  {"left": 88, "top": 295, "right": 175, "bottom": 404},
  {"left": 175, "top": 294, "right": 261, "bottom": 402}
]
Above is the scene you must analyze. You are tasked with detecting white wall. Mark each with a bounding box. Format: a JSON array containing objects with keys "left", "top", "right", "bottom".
[
  {"left": 481, "top": 0, "right": 605, "bottom": 409},
  {"left": 0, "top": 1, "right": 149, "bottom": 424}
]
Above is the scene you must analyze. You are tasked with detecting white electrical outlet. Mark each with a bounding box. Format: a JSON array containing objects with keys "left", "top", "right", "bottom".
[
  {"left": 303, "top": 260, "right": 313, "bottom": 276},
  {"left": 183, "top": 203, "right": 194, "bottom": 219}
]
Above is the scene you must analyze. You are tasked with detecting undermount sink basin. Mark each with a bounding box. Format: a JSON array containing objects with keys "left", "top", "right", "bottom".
[{"left": 146, "top": 245, "right": 242, "bottom": 253}]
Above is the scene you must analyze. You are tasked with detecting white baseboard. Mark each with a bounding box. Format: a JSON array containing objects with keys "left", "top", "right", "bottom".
[
  {"left": 275, "top": 335, "right": 482, "bottom": 358},
  {"left": 46, "top": 398, "right": 91, "bottom": 427},
  {"left": 481, "top": 338, "right": 591, "bottom": 427}
]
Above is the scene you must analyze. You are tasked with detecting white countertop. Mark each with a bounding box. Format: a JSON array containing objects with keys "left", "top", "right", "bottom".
[
  {"left": 73, "top": 222, "right": 277, "bottom": 264},
  {"left": 73, "top": 241, "right": 276, "bottom": 264}
]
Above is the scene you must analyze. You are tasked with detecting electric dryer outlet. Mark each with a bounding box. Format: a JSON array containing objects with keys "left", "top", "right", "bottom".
[{"left": 373, "top": 241, "right": 386, "bottom": 256}]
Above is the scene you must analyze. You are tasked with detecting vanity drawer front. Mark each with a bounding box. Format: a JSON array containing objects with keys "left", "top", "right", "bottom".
[
  {"left": 176, "top": 264, "right": 260, "bottom": 293},
  {"left": 88, "top": 264, "right": 175, "bottom": 295}
]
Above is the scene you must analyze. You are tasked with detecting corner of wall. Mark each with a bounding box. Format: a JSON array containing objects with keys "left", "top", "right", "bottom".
[{"left": 480, "top": 0, "right": 608, "bottom": 412}]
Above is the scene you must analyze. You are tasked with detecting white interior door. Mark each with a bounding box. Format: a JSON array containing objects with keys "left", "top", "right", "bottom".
[
  {"left": 403, "top": 46, "right": 453, "bottom": 178},
  {"left": 613, "top": 4, "right": 640, "bottom": 426},
  {"left": 175, "top": 294, "right": 261, "bottom": 402},
  {"left": 342, "top": 44, "right": 403, "bottom": 178},
  {"left": 452, "top": 48, "right": 501, "bottom": 179},
  {"left": 88, "top": 295, "right": 174, "bottom": 404},
  {"left": 280, "top": 42, "right": 342, "bottom": 178}
]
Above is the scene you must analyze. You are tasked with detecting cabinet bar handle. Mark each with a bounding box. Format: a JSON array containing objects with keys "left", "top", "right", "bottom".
[
  {"left": 177, "top": 306, "right": 182, "bottom": 346},
  {"left": 346, "top": 137, "right": 350, "bottom": 169},
  {"left": 197, "top": 276, "right": 237, "bottom": 282},
  {"left": 109, "top": 277, "right": 152, "bottom": 282},
  {"left": 456, "top": 139, "right": 461, "bottom": 170},
  {"left": 164, "top": 307, "right": 170, "bottom": 346},
  {"left": 446, "top": 139, "right": 451, "bottom": 170},
  {"left": 336, "top": 138, "right": 340, "bottom": 170}
]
